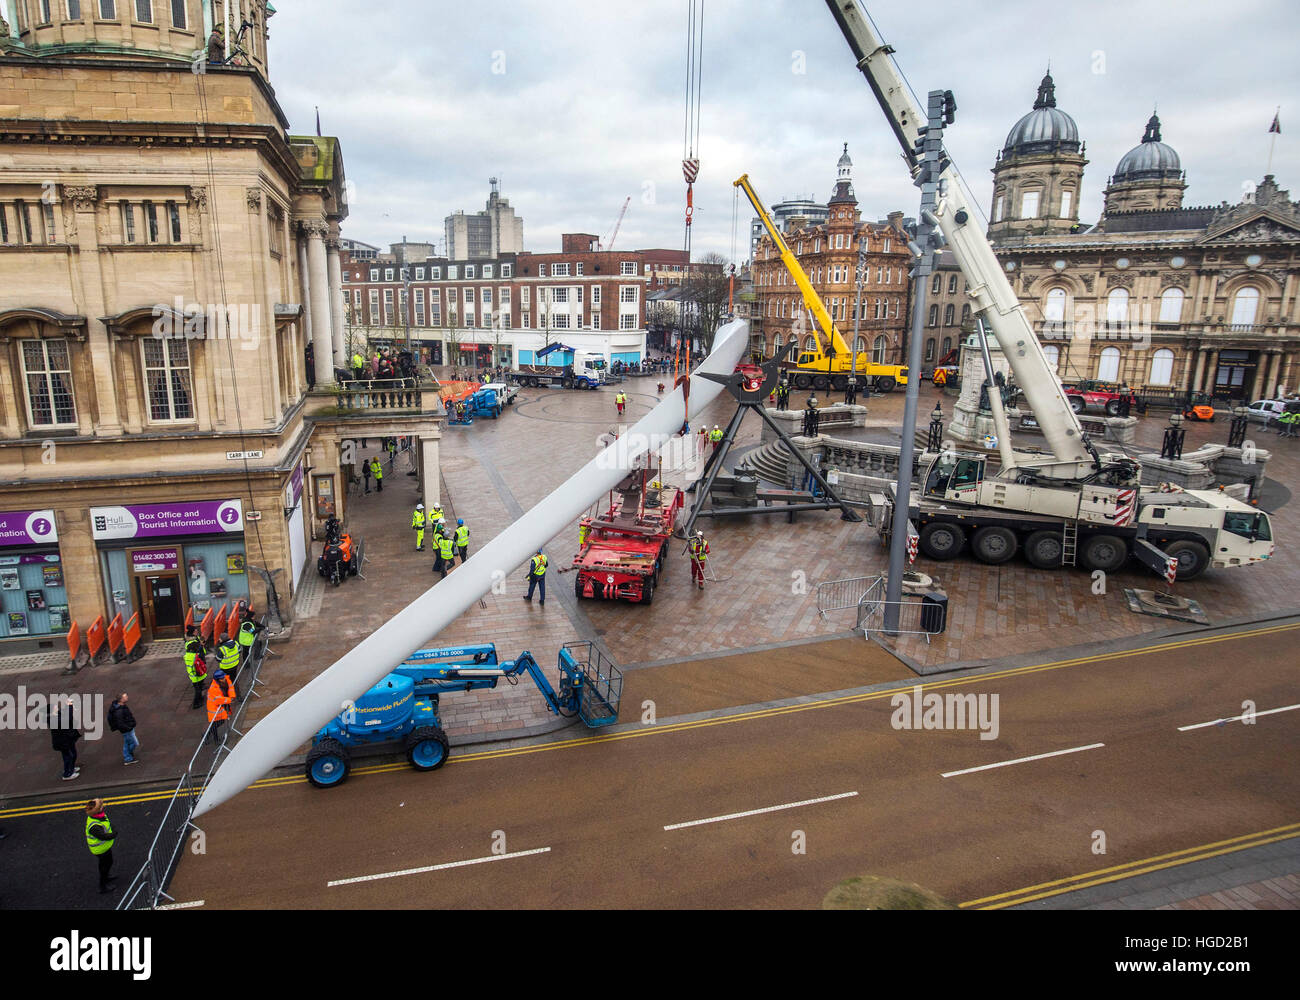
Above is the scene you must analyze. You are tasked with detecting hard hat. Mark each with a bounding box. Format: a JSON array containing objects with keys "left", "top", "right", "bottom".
[
  {"left": 457, "top": 519, "right": 464, "bottom": 525},
  {"left": 714, "top": 424, "right": 719, "bottom": 429},
  {"left": 416, "top": 503, "right": 424, "bottom": 509},
  {"left": 696, "top": 530, "right": 704, "bottom": 537}
]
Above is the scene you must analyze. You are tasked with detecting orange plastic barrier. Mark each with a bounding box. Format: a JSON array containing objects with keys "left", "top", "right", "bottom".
[
  {"left": 213, "top": 603, "right": 229, "bottom": 644},
  {"left": 185, "top": 606, "right": 194, "bottom": 632},
  {"left": 200, "top": 607, "right": 214, "bottom": 644},
  {"left": 85, "top": 615, "right": 107, "bottom": 661},
  {"left": 66, "top": 621, "right": 81, "bottom": 664},
  {"left": 123, "top": 612, "right": 143, "bottom": 659},
  {"left": 227, "top": 607, "right": 241, "bottom": 640},
  {"left": 106, "top": 613, "right": 125, "bottom": 659}
]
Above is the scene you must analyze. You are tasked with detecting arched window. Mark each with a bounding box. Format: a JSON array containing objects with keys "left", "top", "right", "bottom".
[
  {"left": 941, "top": 337, "right": 952, "bottom": 356},
  {"left": 872, "top": 335, "right": 889, "bottom": 363},
  {"left": 1106, "top": 288, "right": 1129, "bottom": 330},
  {"left": 1149, "top": 348, "right": 1175, "bottom": 386},
  {"left": 772, "top": 333, "right": 783, "bottom": 358},
  {"left": 944, "top": 304, "right": 955, "bottom": 325},
  {"left": 1231, "top": 287, "right": 1259, "bottom": 328},
  {"left": 1045, "top": 287, "right": 1067, "bottom": 323},
  {"left": 1097, "top": 346, "right": 1121, "bottom": 381},
  {"left": 855, "top": 336, "right": 867, "bottom": 353},
  {"left": 1043, "top": 345, "right": 1059, "bottom": 372},
  {"left": 925, "top": 338, "right": 936, "bottom": 362},
  {"left": 928, "top": 304, "right": 939, "bottom": 326},
  {"left": 804, "top": 336, "right": 817, "bottom": 351},
  {"left": 1158, "top": 287, "right": 1184, "bottom": 324},
  {"left": 961, "top": 304, "right": 971, "bottom": 324}
]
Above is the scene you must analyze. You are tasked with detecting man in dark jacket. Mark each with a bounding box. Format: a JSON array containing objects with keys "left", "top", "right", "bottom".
[
  {"left": 107, "top": 693, "right": 139, "bottom": 766},
  {"left": 50, "top": 696, "right": 81, "bottom": 781}
]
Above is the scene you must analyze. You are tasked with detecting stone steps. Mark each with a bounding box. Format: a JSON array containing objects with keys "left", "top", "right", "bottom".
[{"left": 737, "top": 439, "right": 795, "bottom": 486}]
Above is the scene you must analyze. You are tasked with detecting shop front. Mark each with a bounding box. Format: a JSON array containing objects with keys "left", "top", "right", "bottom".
[
  {"left": 90, "top": 499, "right": 249, "bottom": 640},
  {"left": 0, "top": 509, "right": 68, "bottom": 645}
]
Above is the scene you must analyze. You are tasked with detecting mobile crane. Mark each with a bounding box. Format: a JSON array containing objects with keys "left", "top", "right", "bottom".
[
  {"left": 822, "top": 0, "right": 1275, "bottom": 580},
  {"left": 736, "top": 173, "right": 910, "bottom": 393}
]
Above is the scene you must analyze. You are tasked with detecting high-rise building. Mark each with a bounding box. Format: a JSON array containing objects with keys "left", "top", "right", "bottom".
[{"left": 444, "top": 178, "right": 524, "bottom": 260}]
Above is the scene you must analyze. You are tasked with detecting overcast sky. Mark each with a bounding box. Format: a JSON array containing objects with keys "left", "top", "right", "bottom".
[{"left": 266, "top": 0, "right": 1296, "bottom": 261}]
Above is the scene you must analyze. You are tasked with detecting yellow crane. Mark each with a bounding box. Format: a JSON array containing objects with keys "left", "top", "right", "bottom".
[{"left": 735, "top": 172, "right": 909, "bottom": 392}]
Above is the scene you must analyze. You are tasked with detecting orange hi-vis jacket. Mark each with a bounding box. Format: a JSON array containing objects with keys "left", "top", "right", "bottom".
[{"left": 206, "top": 675, "right": 235, "bottom": 723}]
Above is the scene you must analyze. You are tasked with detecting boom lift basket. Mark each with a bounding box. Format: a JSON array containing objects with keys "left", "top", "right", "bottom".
[{"left": 562, "top": 640, "right": 622, "bottom": 727}]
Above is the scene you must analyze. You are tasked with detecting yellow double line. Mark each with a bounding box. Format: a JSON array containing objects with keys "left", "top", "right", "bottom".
[
  {"left": 6, "top": 619, "right": 1297, "bottom": 817},
  {"left": 963, "top": 822, "right": 1300, "bottom": 909}
]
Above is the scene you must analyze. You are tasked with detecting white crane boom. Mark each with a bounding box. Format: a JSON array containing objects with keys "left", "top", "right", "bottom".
[
  {"left": 604, "top": 195, "right": 631, "bottom": 251},
  {"left": 823, "top": 0, "right": 1095, "bottom": 474}
]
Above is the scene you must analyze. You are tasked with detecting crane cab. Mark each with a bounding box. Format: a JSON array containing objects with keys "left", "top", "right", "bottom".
[{"left": 924, "top": 454, "right": 985, "bottom": 503}]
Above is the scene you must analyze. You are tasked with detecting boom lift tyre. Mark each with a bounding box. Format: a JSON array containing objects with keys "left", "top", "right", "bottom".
[
  {"left": 306, "top": 738, "right": 351, "bottom": 788},
  {"left": 404, "top": 726, "right": 449, "bottom": 771},
  {"left": 920, "top": 522, "right": 965, "bottom": 560}
]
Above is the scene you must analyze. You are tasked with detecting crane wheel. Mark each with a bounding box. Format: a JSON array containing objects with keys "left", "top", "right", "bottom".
[
  {"left": 794, "top": 374, "right": 812, "bottom": 390},
  {"left": 640, "top": 576, "right": 655, "bottom": 605},
  {"left": 306, "top": 738, "right": 351, "bottom": 788},
  {"left": 1162, "top": 539, "right": 1210, "bottom": 580},
  {"left": 874, "top": 377, "right": 896, "bottom": 393},
  {"left": 832, "top": 375, "right": 848, "bottom": 391},
  {"left": 1024, "top": 530, "right": 1064, "bottom": 569},
  {"left": 405, "top": 726, "right": 450, "bottom": 771},
  {"left": 1080, "top": 534, "right": 1127, "bottom": 573},
  {"left": 812, "top": 375, "right": 830, "bottom": 390},
  {"left": 919, "top": 522, "right": 965, "bottom": 560},
  {"left": 972, "top": 526, "right": 1018, "bottom": 564}
]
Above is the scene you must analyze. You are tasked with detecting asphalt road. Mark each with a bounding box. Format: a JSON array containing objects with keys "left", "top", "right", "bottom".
[{"left": 144, "top": 620, "right": 1299, "bottom": 909}]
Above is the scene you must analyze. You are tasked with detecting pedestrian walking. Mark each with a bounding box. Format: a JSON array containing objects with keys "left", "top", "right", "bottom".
[
  {"left": 205, "top": 669, "right": 236, "bottom": 745},
  {"left": 370, "top": 456, "right": 384, "bottom": 492},
  {"left": 710, "top": 424, "right": 724, "bottom": 452},
  {"left": 184, "top": 624, "right": 208, "bottom": 710},
  {"left": 689, "top": 531, "right": 710, "bottom": 590},
  {"left": 50, "top": 695, "right": 81, "bottom": 781},
  {"left": 107, "top": 693, "right": 139, "bottom": 766},
  {"left": 523, "top": 549, "right": 548, "bottom": 605},
  {"left": 615, "top": 391, "right": 626, "bottom": 416},
  {"left": 454, "top": 519, "right": 470, "bottom": 563},
  {"left": 412, "top": 503, "right": 426, "bottom": 551},
  {"left": 386, "top": 437, "right": 397, "bottom": 469},
  {"left": 434, "top": 532, "right": 455, "bottom": 579},
  {"left": 362, "top": 458, "right": 372, "bottom": 494},
  {"left": 85, "top": 799, "right": 117, "bottom": 895}
]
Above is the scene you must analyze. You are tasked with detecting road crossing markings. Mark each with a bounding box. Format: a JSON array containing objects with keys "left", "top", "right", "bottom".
[
  {"left": 941, "top": 743, "right": 1105, "bottom": 779},
  {"left": 327, "top": 846, "right": 552, "bottom": 887},
  {"left": 664, "top": 791, "right": 859, "bottom": 831},
  {"left": 1178, "top": 702, "right": 1300, "bottom": 731}
]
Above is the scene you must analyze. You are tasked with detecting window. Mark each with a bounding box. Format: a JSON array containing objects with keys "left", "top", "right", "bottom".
[
  {"left": 21, "top": 339, "right": 77, "bottom": 427},
  {"left": 553, "top": 314, "right": 570, "bottom": 329},
  {"left": 961, "top": 304, "right": 971, "bottom": 324},
  {"left": 38, "top": 0, "right": 52, "bottom": 23},
  {"left": 835, "top": 234, "right": 844, "bottom": 249},
  {"left": 383, "top": 289, "right": 394, "bottom": 325},
  {"left": 432, "top": 266, "right": 443, "bottom": 280},
  {"left": 620, "top": 261, "right": 637, "bottom": 275},
  {"left": 500, "top": 287, "right": 511, "bottom": 306},
  {"left": 369, "top": 289, "right": 379, "bottom": 323},
  {"left": 944, "top": 304, "right": 955, "bottom": 326},
  {"left": 925, "top": 338, "right": 936, "bottom": 362},
  {"left": 448, "top": 266, "right": 458, "bottom": 279},
  {"left": 942, "top": 337, "right": 952, "bottom": 356},
  {"left": 1149, "top": 348, "right": 1174, "bottom": 386},
  {"left": 415, "top": 267, "right": 425, "bottom": 280},
  {"left": 481, "top": 288, "right": 492, "bottom": 309},
  {"left": 619, "top": 314, "right": 636, "bottom": 330},
  {"left": 385, "top": 268, "right": 394, "bottom": 281},
  {"left": 538, "top": 264, "right": 547, "bottom": 277},
  {"left": 501, "top": 264, "right": 511, "bottom": 277},
  {"left": 134, "top": 0, "right": 152, "bottom": 24},
  {"left": 143, "top": 201, "right": 159, "bottom": 243},
  {"left": 67, "top": 0, "right": 82, "bottom": 18},
  {"left": 142, "top": 338, "right": 193, "bottom": 421},
  {"left": 591, "top": 286, "right": 600, "bottom": 305},
  {"left": 167, "top": 201, "right": 181, "bottom": 243},
  {"left": 855, "top": 336, "right": 867, "bottom": 353},
  {"left": 1106, "top": 288, "right": 1129, "bottom": 329},
  {"left": 619, "top": 286, "right": 637, "bottom": 304},
  {"left": 1020, "top": 191, "right": 1040, "bottom": 219},
  {"left": 552, "top": 263, "right": 570, "bottom": 277},
  {"left": 483, "top": 264, "right": 493, "bottom": 279},
  {"left": 1230, "top": 287, "right": 1259, "bottom": 328},
  {"left": 465, "top": 265, "right": 475, "bottom": 279},
  {"left": 931, "top": 274, "right": 941, "bottom": 295},
  {"left": 463, "top": 288, "right": 474, "bottom": 306},
  {"left": 994, "top": 196, "right": 1004, "bottom": 223},
  {"left": 1045, "top": 287, "right": 1066, "bottom": 323},
  {"left": 551, "top": 287, "right": 569, "bottom": 305},
  {"left": 883, "top": 238, "right": 890, "bottom": 253},
  {"left": 1158, "top": 287, "right": 1184, "bottom": 324},
  {"left": 430, "top": 300, "right": 441, "bottom": 325},
  {"left": 575, "top": 286, "right": 583, "bottom": 303},
  {"left": 99, "top": 1, "right": 116, "bottom": 18},
  {"left": 521, "top": 315, "right": 530, "bottom": 329},
  {"left": 591, "top": 312, "right": 599, "bottom": 330},
  {"left": 872, "top": 335, "right": 888, "bottom": 364},
  {"left": 1043, "top": 345, "right": 1059, "bottom": 372},
  {"left": 267, "top": 207, "right": 283, "bottom": 255},
  {"left": 928, "top": 304, "right": 939, "bottom": 326},
  {"left": 414, "top": 288, "right": 425, "bottom": 326},
  {"left": 1060, "top": 190, "right": 1073, "bottom": 218},
  {"left": 1097, "top": 346, "right": 1121, "bottom": 382},
  {"left": 169, "top": 0, "right": 185, "bottom": 29},
  {"left": 370, "top": 268, "right": 379, "bottom": 281},
  {"left": 521, "top": 286, "right": 531, "bottom": 306},
  {"left": 948, "top": 275, "right": 958, "bottom": 295},
  {"left": 804, "top": 336, "right": 817, "bottom": 351}
]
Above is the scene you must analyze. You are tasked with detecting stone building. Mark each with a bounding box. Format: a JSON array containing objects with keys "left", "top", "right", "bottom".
[
  {"left": 444, "top": 177, "right": 524, "bottom": 261},
  {"left": 750, "top": 146, "right": 912, "bottom": 365},
  {"left": 987, "top": 74, "right": 1300, "bottom": 400},
  {"left": 0, "top": 0, "right": 441, "bottom": 651}
]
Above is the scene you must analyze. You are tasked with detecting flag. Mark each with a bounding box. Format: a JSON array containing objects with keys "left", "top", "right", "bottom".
[
  {"left": 1270, "top": 111, "right": 1281, "bottom": 134},
  {"left": 315, "top": 106, "right": 321, "bottom": 137}
]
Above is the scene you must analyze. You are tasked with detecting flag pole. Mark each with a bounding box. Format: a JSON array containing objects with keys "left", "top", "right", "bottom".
[{"left": 1267, "top": 106, "right": 1280, "bottom": 175}]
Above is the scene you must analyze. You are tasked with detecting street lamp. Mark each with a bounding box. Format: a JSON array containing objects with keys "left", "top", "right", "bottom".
[
  {"left": 927, "top": 403, "right": 944, "bottom": 452},
  {"left": 1228, "top": 404, "right": 1250, "bottom": 449},
  {"left": 1161, "top": 411, "right": 1186, "bottom": 460}
]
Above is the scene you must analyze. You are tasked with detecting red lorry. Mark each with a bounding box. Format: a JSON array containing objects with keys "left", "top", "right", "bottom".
[{"left": 573, "top": 469, "right": 683, "bottom": 605}]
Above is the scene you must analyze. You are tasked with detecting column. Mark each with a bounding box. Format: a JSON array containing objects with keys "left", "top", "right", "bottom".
[
  {"left": 304, "top": 221, "right": 335, "bottom": 386},
  {"left": 419, "top": 436, "right": 440, "bottom": 507},
  {"left": 297, "top": 235, "right": 316, "bottom": 385},
  {"left": 1250, "top": 351, "right": 1267, "bottom": 400},
  {"left": 1191, "top": 347, "right": 1207, "bottom": 393},
  {"left": 326, "top": 227, "right": 346, "bottom": 370},
  {"left": 1179, "top": 345, "right": 1196, "bottom": 392},
  {"left": 1202, "top": 350, "right": 1219, "bottom": 393}
]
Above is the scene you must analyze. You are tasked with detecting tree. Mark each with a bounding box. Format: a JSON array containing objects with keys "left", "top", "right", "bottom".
[{"left": 680, "top": 252, "right": 731, "bottom": 354}]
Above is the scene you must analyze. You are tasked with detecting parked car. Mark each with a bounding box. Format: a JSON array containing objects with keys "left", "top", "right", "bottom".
[
  {"left": 1064, "top": 379, "right": 1138, "bottom": 416},
  {"left": 1245, "top": 398, "right": 1290, "bottom": 426}
]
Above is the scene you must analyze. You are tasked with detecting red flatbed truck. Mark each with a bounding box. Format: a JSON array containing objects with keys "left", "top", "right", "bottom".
[{"left": 573, "top": 470, "right": 683, "bottom": 605}]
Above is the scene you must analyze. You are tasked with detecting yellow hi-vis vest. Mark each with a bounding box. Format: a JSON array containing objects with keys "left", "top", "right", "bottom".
[
  {"left": 412, "top": 509, "right": 425, "bottom": 528},
  {"left": 184, "top": 638, "right": 206, "bottom": 681},
  {"left": 238, "top": 620, "right": 257, "bottom": 649},
  {"left": 438, "top": 535, "right": 454, "bottom": 559},
  {"left": 690, "top": 538, "right": 708, "bottom": 562},
  {"left": 430, "top": 506, "right": 444, "bottom": 522},
  {"left": 454, "top": 525, "right": 469, "bottom": 546},
  {"left": 370, "top": 459, "right": 383, "bottom": 480},
  {"left": 531, "top": 554, "right": 548, "bottom": 576},
  {"left": 85, "top": 814, "right": 114, "bottom": 855},
  {"left": 218, "top": 639, "right": 240, "bottom": 673},
  {"left": 710, "top": 428, "right": 723, "bottom": 442}
]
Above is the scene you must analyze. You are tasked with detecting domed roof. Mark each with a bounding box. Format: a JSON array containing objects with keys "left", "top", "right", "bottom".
[
  {"left": 1113, "top": 113, "right": 1181, "bottom": 182},
  {"left": 1002, "top": 73, "right": 1081, "bottom": 156}
]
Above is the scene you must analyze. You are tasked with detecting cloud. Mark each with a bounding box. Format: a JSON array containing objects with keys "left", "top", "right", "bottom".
[{"left": 267, "top": 0, "right": 1298, "bottom": 259}]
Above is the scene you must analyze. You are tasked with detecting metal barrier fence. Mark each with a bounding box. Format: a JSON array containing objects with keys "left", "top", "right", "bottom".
[
  {"left": 816, "top": 575, "right": 883, "bottom": 618},
  {"left": 855, "top": 583, "right": 943, "bottom": 644},
  {"left": 116, "top": 624, "right": 273, "bottom": 910}
]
